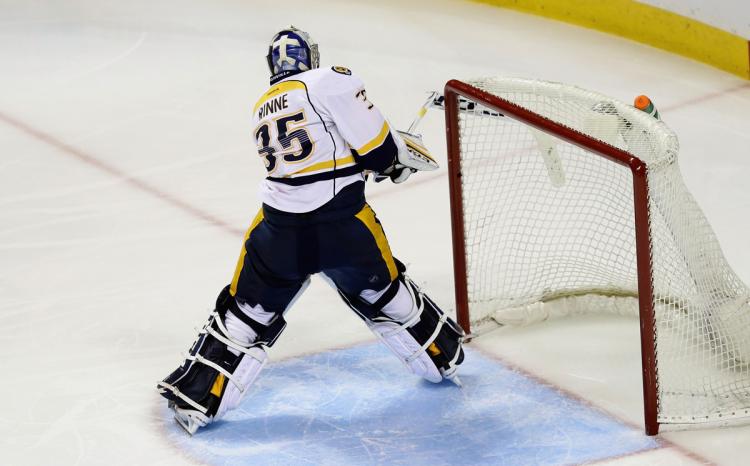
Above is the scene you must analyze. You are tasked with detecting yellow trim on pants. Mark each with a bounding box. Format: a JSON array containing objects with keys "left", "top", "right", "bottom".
[
  {"left": 355, "top": 204, "right": 398, "bottom": 281},
  {"left": 230, "top": 209, "right": 265, "bottom": 296},
  {"left": 472, "top": 0, "right": 750, "bottom": 79}
]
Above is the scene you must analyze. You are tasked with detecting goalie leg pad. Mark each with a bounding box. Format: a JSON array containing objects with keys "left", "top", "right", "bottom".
[
  {"left": 157, "top": 286, "right": 276, "bottom": 434},
  {"left": 165, "top": 344, "right": 266, "bottom": 435},
  {"left": 407, "top": 294, "right": 464, "bottom": 381},
  {"left": 338, "top": 274, "right": 465, "bottom": 383}
]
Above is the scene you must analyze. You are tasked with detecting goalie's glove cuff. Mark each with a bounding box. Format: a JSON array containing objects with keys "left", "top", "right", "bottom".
[
  {"left": 375, "top": 130, "right": 438, "bottom": 184},
  {"left": 374, "top": 166, "right": 414, "bottom": 184}
]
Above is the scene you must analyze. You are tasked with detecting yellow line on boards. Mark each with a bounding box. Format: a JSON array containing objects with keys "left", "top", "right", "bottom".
[{"left": 472, "top": 0, "right": 750, "bottom": 79}]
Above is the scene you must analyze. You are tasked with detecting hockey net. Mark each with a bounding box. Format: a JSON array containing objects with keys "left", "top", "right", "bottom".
[{"left": 444, "top": 77, "right": 750, "bottom": 434}]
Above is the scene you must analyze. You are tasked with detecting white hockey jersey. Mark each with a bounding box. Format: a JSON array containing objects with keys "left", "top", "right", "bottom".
[{"left": 251, "top": 66, "right": 398, "bottom": 213}]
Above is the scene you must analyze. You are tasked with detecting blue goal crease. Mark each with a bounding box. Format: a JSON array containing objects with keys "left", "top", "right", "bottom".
[{"left": 162, "top": 343, "right": 659, "bottom": 466}]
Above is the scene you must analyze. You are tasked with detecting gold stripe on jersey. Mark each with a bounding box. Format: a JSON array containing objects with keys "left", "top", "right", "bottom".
[
  {"left": 253, "top": 81, "right": 306, "bottom": 113},
  {"left": 355, "top": 121, "right": 390, "bottom": 156},
  {"left": 230, "top": 209, "right": 265, "bottom": 296},
  {"left": 289, "top": 155, "right": 356, "bottom": 176},
  {"left": 355, "top": 204, "right": 398, "bottom": 281}
]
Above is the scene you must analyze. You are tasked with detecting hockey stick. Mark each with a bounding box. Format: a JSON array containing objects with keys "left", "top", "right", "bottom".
[
  {"left": 410, "top": 91, "right": 564, "bottom": 187},
  {"left": 409, "top": 92, "right": 505, "bottom": 132},
  {"left": 406, "top": 91, "right": 443, "bottom": 133}
]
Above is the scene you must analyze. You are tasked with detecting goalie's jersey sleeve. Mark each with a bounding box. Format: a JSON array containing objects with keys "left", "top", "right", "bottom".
[{"left": 251, "top": 67, "right": 400, "bottom": 213}]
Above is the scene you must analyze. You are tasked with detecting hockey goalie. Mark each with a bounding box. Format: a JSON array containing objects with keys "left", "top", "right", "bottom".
[{"left": 156, "top": 26, "right": 465, "bottom": 435}]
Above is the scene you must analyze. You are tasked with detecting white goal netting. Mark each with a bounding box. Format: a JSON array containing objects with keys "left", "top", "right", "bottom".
[{"left": 455, "top": 77, "right": 750, "bottom": 426}]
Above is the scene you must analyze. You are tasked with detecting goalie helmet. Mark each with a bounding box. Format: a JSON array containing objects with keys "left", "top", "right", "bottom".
[{"left": 266, "top": 26, "right": 319, "bottom": 76}]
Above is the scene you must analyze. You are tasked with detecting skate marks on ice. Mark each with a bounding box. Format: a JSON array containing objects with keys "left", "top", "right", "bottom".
[{"left": 160, "top": 344, "right": 657, "bottom": 465}]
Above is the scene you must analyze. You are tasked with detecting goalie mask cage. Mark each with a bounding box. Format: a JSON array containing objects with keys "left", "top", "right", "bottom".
[{"left": 444, "top": 78, "right": 750, "bottom": 435}]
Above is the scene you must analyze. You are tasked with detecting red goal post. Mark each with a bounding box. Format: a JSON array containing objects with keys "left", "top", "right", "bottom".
[
  {"left": 444, "top": 79, "right": 660, "bottom": 435},
  {"left": 444, "top": 78, "right": 750, "bottom": 435}
]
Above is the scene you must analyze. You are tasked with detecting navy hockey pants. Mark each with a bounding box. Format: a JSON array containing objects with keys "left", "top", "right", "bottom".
[{"left": 229, "top": 182, "right": 399, "bottom": 314}]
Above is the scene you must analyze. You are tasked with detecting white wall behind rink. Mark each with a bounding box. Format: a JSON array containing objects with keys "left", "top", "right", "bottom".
[{"left": 640, "top": 0, "right": 750, "bottom": 38}]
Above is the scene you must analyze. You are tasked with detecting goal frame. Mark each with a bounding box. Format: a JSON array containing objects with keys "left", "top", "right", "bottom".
[{"left": 444, "top": 79, "right": 660, "bottom": 435}]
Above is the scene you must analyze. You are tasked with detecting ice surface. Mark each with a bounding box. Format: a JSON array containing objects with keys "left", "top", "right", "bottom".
[
  {"left": 163, "top": 344, "right": 657, "bottom": 466},
  {"left": 1, "top": 0, "right": 749, "bottom": 464}
]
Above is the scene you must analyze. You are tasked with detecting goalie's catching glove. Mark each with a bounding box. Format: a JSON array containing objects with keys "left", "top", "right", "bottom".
[{"left": 375, "top": 130, "right": 439, "bottom": 183}]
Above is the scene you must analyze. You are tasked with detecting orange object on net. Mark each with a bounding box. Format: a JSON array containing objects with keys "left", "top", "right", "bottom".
[{"left": 634, "top": 95, "right": 652, "bottom": 110}]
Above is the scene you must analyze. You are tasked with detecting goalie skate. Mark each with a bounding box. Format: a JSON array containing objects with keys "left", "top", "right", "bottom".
[
  {"left": 441, "top": 363, "right": 463, "bottom": 387},
  {"left": 170, "top": 401, "right": 209, "bottom": 436}
]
